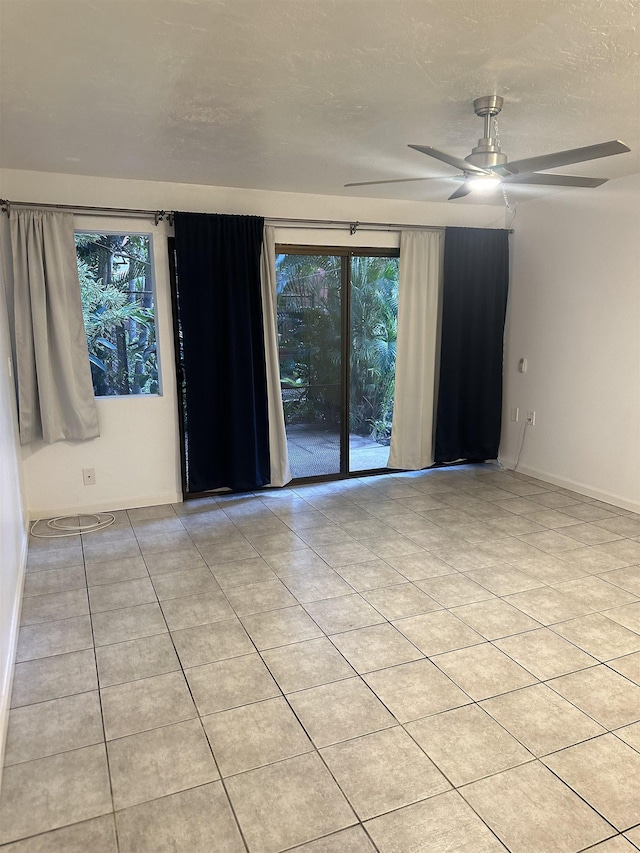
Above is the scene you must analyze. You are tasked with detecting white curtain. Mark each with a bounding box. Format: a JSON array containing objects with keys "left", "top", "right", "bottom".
[
  {"left": 5, "top": 209, "right": 99, "bottom": 445},
  {"left": 260, "top": 225, "right": 292, "bottom": 487},
  {"left": 387, "top": 229, "right": 443, "bottom": 470}
]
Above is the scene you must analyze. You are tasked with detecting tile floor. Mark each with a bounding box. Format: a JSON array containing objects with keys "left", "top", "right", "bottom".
[{"left": 2, "top": 464, "right": 640, "bottom": 852}]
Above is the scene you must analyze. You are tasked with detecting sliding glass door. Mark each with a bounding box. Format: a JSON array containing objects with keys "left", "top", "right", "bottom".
[{"left": 276, "top": 247, "right": 399, "bottom": 480}]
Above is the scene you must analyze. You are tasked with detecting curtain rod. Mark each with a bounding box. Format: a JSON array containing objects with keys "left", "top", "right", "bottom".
[
  {"left": 0, "top": 200, "right": 514, "bottom": 234},
  {"left": 0, "top": 199, "right": 173, "bottom": 226}
]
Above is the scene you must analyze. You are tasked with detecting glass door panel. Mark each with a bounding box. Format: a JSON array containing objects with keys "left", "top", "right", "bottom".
[
  {"left": 348, "top": 255, "right": 399, "bottom": 472},
  {"left": 276, "top": 253, "right": 342, "bottom": 479}
]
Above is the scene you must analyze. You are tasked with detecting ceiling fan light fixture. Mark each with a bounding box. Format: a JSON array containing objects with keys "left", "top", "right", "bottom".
[{"left": 468, "top": 175, "right": 502, "bottom": 192}]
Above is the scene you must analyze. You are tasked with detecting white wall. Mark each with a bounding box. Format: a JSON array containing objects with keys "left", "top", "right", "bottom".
[
  {"left": 0, "top": 168, "right": 504, "bottom": 518},
  {"left": 501, "top": 174, "right": 640, "bottom": 511},
  {"left": 0, "top": 229, "right": 28, "bottom": 773}
]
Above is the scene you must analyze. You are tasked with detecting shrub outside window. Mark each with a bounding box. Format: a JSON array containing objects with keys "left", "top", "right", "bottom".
[{"left": 75, "top": 232, "right": 159, "bottom": 396}]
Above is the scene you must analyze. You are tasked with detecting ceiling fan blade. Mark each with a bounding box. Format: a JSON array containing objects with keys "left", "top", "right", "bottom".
[
  {"left": 504, "top": 173, "right": 608, "bottom": 188},
  {"left": 448, "top": 183, "right": 472, "bottom": 200},
  {"left": 344, "top": 176, "right": 442, "bottom": 187},
  {"left": 408, "top": 145, "right": 489, "bottom": 175},
  {"left": 504, "top": 140, "right": 630, "bottom": 175}
]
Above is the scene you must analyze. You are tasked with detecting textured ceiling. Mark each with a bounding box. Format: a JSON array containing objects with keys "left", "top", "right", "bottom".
[{"left": 0, "top": 0, "right": 638, "bottom": 203}]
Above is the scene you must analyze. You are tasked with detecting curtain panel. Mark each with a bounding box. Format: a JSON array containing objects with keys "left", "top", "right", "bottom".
[
  {"left": 388, "top": 230, "right": 443, "bottom": 470},
  {"left": 260, "top": 226, "right": 292, "bottom": 487},
  {"left": 434, "top": 227, "right": 510, "bottom": 463},
  {"left": 2, "top": 209, "right": 99, "bottom": 445},
  {"left": 173, "top": 212, "right": 270, "bottom": 493}
]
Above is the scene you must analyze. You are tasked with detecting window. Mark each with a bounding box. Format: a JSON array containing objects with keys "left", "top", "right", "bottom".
[
  {"left": 75, "top": 232, "right": 159, "bottom": 396},
  {"left": 276, "top": 247, "right": 399, "bottom": 478}
]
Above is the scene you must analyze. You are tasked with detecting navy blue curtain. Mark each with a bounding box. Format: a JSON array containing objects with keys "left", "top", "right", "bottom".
[
  {"left": 173, "top": 213, "right": 270, "bottom": 493},
  {"left": 434, "top": 227, "right": 509, "bottom": 463}
]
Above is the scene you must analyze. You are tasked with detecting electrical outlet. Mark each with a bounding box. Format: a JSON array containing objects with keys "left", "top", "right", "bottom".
[
  {"left": 82, "top": 468, "right": 96, "bottom": 486},
  {"left": 511, "top": 407, "right": 519, "bottom": 422},
  {"left": 526, "top": 411, "right": 536, "bottom": 426}
]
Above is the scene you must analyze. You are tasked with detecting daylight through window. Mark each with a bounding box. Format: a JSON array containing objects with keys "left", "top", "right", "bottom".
[{"left": 75, "top": 232, "right": 159, "bottom": 396}]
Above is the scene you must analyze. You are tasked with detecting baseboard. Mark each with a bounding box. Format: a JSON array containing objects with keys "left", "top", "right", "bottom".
[
  {"left": 498, "top": 459, "right": 640, "bottom": 514},
  {"left": 29, "top": 490, "right": 183, "bottom": 520},
  {"left": 0, "top": 528, "right": 28, "bottom": 789}
]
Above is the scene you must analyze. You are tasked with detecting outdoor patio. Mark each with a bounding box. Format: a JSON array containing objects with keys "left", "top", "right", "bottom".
[{"left": 286, "top": 425, "right": 390, "bottom": 479}]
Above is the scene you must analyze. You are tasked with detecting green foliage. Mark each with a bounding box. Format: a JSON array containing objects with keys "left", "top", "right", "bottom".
[
  {"left": 76, "top": 233, "right": 157, "bottom": 396},
  {"left": 277, "top": 252, "right": 398, "bottom": 443}
]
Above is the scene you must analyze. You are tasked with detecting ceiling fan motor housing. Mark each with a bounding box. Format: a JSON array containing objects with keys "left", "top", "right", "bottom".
[{"left": 465, "top": 95, "right": 508, "bottom": 170}]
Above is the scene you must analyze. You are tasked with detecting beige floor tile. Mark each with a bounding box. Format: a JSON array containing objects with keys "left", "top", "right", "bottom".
[
  {"left": 225, "top": 577, "right": 297, "bottom": 616},
  {"left": 554, "top": 576, "right": 638, "bottom": 610},
  {"left": 84, "top": 556, "right": 149, "bottom": 588},
  {"left": 361, "top": 583, "right": 440, "bottom": 620},
  {"left": 365, "top": 789, "right": 506, "bottom": 852},
  {"left": 280, "top": 566, "right": 355, "bottom": 602},
  {"left": 597, "top": 516, "right": 640, "bottom": 538},
  {"left": 313, "top": 541, "right": 377, "bottom": 569},
  {"left": 393, "top": 609, "right": 484, "bottom": 656},
  {"left": 586, "top": 838, "right": 639, "bottom": 853},
  {"left": 10, "top": 649, "right": 97, "bottom": 708},
  {"left": 226, "top": 752, "right": 356, "bottom": 853},
  {"left": 433, "top": 642, "right": 537, "bottom": 701},
  {"left": 602, "top": 566, "right": 640, "bottom": 596},
  {"left": 149, "top": 567, "right": 220, "bottom": 601},
  {"left": 549, "top": 665, "right": 640, "bottom": 729},
  {"left": 185, "top": 653, "right": 280, "bottom": 714},
  {"left": 608, "top": 651, "right": 640, "bottom": 685},
  {"left": 116, "top": 782, "right": 245, "bottom": 853},
  {"left": 143, "top": 548, "right": 207, "bottom": 576},
  {"left": 334, "top": 559, "right": 406, "bottom": 592},
  {"left": 101, "top": 671, "right": 196, "bottom": 740},
  {"left": 287, "top": 677, "right": 395, "bottom": 747},
  {"left": 544, "top": 734, "right": 640, "bottom": 831},
  {"left": 384, "top": 551, "right": 457, "bottom": 580},
  {"left": 329, "top": 623, "right": 423, "bottom": 673},
  {"left": 0, "top": 744, "right": 112, "bottom": 845},
  {"left": 406, "top": 703, "right": 533, "bottom": 785},
  {"left": 210, "top": 555, "right": 277, "bottom": 588},
  {"left": 321, "top": 726, "right": 449, "bottom": 820},
  {"left": 241, "top": 604, "right": 324, "bottom": 649},
  {"left": 605, "top": 602, "right": 640, "bottom": 633},
  {"left": 91, "top": 602, "right": 167, "bottom": 647},
  {"left": 463, "top": 761, "right": 613, "bottom": 852},
  {"left": 107, "top": 718, "right": 219, "bottom": 809},
  {"left": 22, "top": 565, "right": 86, "bottom": 598},
  {"left": 303, "top": 594, "right": 384, "bottom": 634},
  {"left": 561, "top": 548, "right": 630, "bottom": 574},
  {"left": 452, "top": 598, "right": 541, "bottom": 640},
  {"left": 363, "top": 658, "right": 470, "bottom": 722},
  {"left": 518, "top": 529, "right": 585, "bottom": 554},
  {"left": 5, "top": 691, "right": 103, "bottom": 766},
  {"left": 95, "top": 632, "right": 180, "bottom": 687},
  {"left": 552, "top": 613, "right": 640, "bottom": 661},
  {"left": 494, "top": 627, "right": 597, "bottom": 680},
  {"left": 596, "top": 540, "right": 640, "bottom": 564},
  {"left": 287, "top": 825, "right": 376, "bottom": 851},
  {"left": 159, "top": 590, "right": 235, "bottom": 631},
  {"left": 19, "top": 588, "right": 89, "bottom": 626},
  {"left": 505, "top": 586, "right": 593, "bottom": 625},
  {"left": 481, "top": 682, "right": 605, "bottom": 756},
  {"left": 464, "top": 564, "right": 544, "bottom": 596},
  {"left": 202, "top": 696, "right": 312, "bottom": 776},
  {"left": 562, "top": 522, "right": 624, "bottom": 545},
  {"left": 16, "top": 615, "right": 94, "bottom": 662},
  {"left": 417, "top": 574, "right": 494, "bottom": 607},
  {"left": 170, "top": 618, "right": 254, "bottom": 668},
  {"left": 261, "top": 636, "right": 355, "bottom": 693},
  {"left": 0, "top": 815, "right": 117, "bottom": 853},
  {"left": 624, "top": 827, "right": 640, "bottom": 848}
]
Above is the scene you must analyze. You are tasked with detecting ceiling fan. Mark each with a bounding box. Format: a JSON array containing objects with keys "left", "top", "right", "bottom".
[{"left": 345, "top": 95, "right": 630, "bottom": 200}]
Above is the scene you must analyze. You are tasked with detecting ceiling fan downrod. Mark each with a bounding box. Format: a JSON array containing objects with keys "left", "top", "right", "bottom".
[{"left": 465, "top": 95, "right": 508, "bottom": 170}]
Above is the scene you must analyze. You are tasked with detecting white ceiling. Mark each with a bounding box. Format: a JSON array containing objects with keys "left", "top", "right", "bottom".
[{"left": 1, "top": 0, "right": 638, "bottom": 204}]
